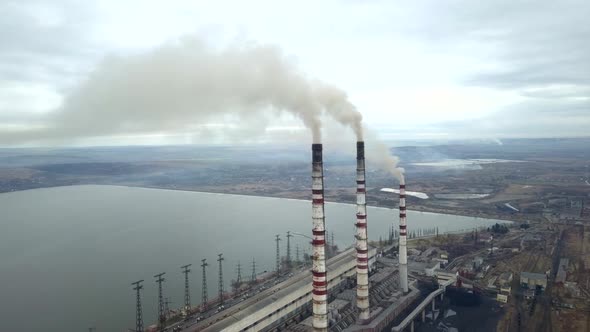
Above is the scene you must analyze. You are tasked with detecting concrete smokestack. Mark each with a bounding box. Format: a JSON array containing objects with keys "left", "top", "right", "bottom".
[
  {"left": 355, "top": 141, "right": 370, "bottom": 321},
  {"left": 398, "top": 176, "right": 408, "bottom": 293},
  {"left": 311, "top": 143, "right": 328, "bottom": 331}
]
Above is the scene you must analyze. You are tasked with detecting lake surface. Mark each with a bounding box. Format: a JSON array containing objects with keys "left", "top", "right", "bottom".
[{"left": 0, "top": 185, "right": 510, "bottom": 332}]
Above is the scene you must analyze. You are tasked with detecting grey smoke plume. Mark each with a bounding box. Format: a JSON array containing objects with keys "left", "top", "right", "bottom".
[
  {"left": 364, "top": 130, "right": 404, "bottom": 182},
  {"left": 0, "top": 38, "right": 364, "bottom": 145},
  {"left": 314, "top": 84, "right": 363, "bottom": 140}
]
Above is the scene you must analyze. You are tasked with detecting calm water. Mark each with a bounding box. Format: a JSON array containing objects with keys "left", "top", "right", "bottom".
[{"left": 0, "top": 185, "right": 509, "bottom": 332}]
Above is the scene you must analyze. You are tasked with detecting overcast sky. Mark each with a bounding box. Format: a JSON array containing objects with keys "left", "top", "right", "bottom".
[{"left": 1, "top": 0, "right": 588, "bottom": 146}]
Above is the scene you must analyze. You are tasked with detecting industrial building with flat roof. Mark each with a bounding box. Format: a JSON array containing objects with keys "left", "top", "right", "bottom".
[{"left": 520, "top": 272, "right": 547, "bottom": 290}]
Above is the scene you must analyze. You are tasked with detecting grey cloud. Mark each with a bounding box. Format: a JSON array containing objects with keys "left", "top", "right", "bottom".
[
  {"left": 463, "top": 2, "right": 587, "bottom": 92},
  {"left": 520, "top": 86, "right": 590, "bottom": 100},
  {"left": 0, "top": 0, "right": 98, "bottom": 84},
  {"left": 440, "top": 98, "right": 590, "bottom": 138},
  {"left": 399, "top": 1, "right": 589, "bottom": 93},
  {"left": 402, "top": 0, "right": 590, "bottom": 136}
]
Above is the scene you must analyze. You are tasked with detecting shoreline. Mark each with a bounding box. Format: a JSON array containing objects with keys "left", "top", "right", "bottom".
[{"left": 1, "top": 183, "right": 515, "bottom": 224}]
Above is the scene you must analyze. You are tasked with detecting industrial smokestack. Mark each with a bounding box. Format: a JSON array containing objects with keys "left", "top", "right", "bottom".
[
  {"left": 398, "top": 176, "right": 408, "bottom": 293},
  {"left": 311, "top": 143, "right": 328, "bottom": 331},
  {"left": 355, "top": 141, "right": 370, "bottom": 321}
]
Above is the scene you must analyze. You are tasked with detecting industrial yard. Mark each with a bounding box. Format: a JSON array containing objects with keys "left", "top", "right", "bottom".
[{"left": 405, "top": 222, "right": 590, "bottom": 332}]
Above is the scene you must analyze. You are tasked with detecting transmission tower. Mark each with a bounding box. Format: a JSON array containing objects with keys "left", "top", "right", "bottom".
[
  {"left": 275, "top": 234, "right": 281, "bottom": 275},
  {"left": 217, "top": 254, "right": 225, "bottom": 306},
  {"left": 236, "top": 262, "right": 242, "bottom": 285},
  {"left": 201, "top": 259, "right": 208, "bottom": 310},
  {"left": 164, "top": 297, "right": 172, "bottom": 319},
  {"left": 154, "top": 272, "right": 166, "bottom": 331},
  {"left": 132, "top": 280, "right": 144, "bottom": 332},
  {"left": 286, "top": 231, "right": 293, "bottom": 268},
  {"left": 251, "top": 258, "right": 256, "bottom": 282},
  {"left": 181, "top": 264, "right": 192, "bottom": 313},
  {"left": 295, "top": 243, "right": 300, "bottom": 264}
]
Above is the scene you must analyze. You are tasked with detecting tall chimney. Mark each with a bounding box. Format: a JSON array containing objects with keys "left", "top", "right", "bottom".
[
  {"left": 355, "top": 141, "right": 370, "bottom": 321},
  {"left": 398, "top": 176, "right": 408, "bottom": 293},
  {"left": 311, "top": 143, "right": 328, "bottom": 331}
]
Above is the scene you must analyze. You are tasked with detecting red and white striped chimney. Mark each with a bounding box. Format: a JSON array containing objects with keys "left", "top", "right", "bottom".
[
  {"left": 355, "top": 141, "right": 370, "bottom": 321},
  {"left": 398, "top": 176, "right": 408, "bottom": 293},
  {"left": 311, "top": 143, "right": 328, "bottom": 331}
]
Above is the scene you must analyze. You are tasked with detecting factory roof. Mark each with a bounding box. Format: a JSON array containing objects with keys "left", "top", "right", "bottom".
[
  {"left": 426, "top": 261, "right": 440, "bottom": 269},
  {"left": 499, "top": 272, "right": 513, "bottom": 282},
  {"left": 521, "top": 272, "right": 547, "bottom": 281}
]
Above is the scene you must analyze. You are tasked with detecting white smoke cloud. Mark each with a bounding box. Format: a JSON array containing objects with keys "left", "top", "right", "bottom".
[
  {"left": 0, "top": 37, "right": 365, "bottom": 145},
  {"left": 0, "top": 36, "right": 405, "bottom": 181}
]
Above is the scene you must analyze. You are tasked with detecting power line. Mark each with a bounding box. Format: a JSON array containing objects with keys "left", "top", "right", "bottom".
[
  {"left": 331, "top": 231, "right": 335, "bottom": 249},
  {"left": 217, "top": 254, "right": 225, "bottom": 306},
  {"left": 201, "top": 259, "right": 208, "bottom": 310},
  {"left": 131, "top": 280, "right": 144, "bottom": 332},
  {"left": 251, "top": 258, "right": 256, "bottom": 282},
  {"left": 164, "top": 297, "right": 172, "bottom": 320},
  {"left": 286, "top": 231, "right": 293, "bottom": 268},
  {"left": 238, "top": 262, "right": 242, "bottom": 284},
  {"left": 275, "top": 234, "right": 281, "bottom": 275},
  {"left": 236, "top": 262, "right": 242, "bottom": 286},
  {"left": 154, "top": 272, "right": 166, "bottom": 331},
  {"left": 181, "top": 264, "right": 192, "bottom": 313}
]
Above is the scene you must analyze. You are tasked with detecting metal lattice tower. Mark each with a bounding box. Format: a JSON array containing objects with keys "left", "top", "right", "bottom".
[
  {"left": 295, "top": 244, "right": 300, "bottom": 264},
  {"left": 164, "top": 297, "right": 172, "bottom": 319},
  {"left": 251, "top": 258, "right": 256, "bottom": 282},
  {"left": 236, "top": 262, "right": 242, "bottom": 285},
  {"left": 201, "top": 259, "right": 208, "bottom": 310},
  {"left": 181, "top": 264, "right": 192, "bottom": 312},
  {"left": 275, "top": 234, "right": 281, "bottom": 275},
  {"left": 154, "top": 272, "right": 166, "bottom": 330},
  {"left": 132, "top": 280, "right": 144, "bottom": 332},
  {"left": 286, "top": 231, "right": 293, "bottom": 267},
  {"left": 217, "top": 254, "right": 225, "bottom": 306}
]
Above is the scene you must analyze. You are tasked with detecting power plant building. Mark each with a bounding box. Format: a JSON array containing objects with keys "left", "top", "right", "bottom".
[{"left": 520, "top": 272, "right": 547, "bottom": 290}]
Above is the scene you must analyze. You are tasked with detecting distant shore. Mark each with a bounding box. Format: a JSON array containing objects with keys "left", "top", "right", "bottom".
[{"left": 1, "top": 183, "right": 519, "bottom": 223}]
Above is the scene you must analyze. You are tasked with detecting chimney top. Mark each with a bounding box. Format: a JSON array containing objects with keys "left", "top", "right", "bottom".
[
  {"left": 312, "top": 143, "right": 323, "bottom": 162},
  {"left": 356, "top": 141, "right": 365, "bottom": 160}
]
